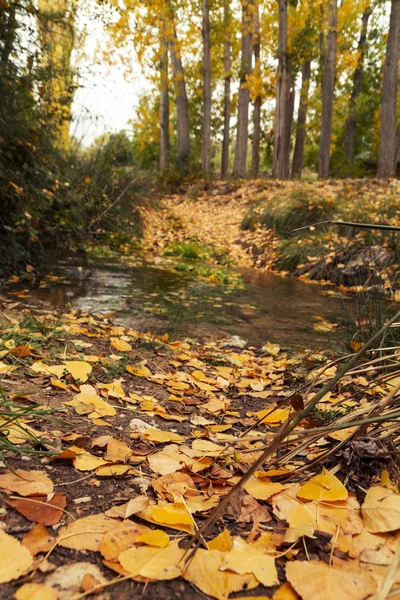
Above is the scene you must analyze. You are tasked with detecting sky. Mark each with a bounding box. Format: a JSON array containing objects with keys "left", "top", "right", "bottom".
[{"left": 70, "top": 10, "right": 148, "bottom": 147}]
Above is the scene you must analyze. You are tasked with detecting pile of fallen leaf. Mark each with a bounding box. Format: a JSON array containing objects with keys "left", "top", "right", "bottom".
[
  {"left": 0, "top": 298, "right": 400, "bottom": 599},
  {"left": 142, "top": 179, "right": 400, "bottom": 297}
]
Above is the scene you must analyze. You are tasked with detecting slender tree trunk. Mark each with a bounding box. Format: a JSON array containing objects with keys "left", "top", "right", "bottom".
[
  {"left": 201, "top": 0, "right": 212, "bottom": 173},
  {"left": 343, "top": 8, "right": 371, "bottom": 161},
  {"left": 377, "top": 0, "right": 400, "bottom": 178},
  {"left": 169, "top": 24, "right": 190, "bottom": 168},
  {"left": 233, "top": 0, "right": 254, "bottom": 177},
  {"left": 251, "top": 2, "right": 261, "bottom": 176},
  {"left": 318, "top": 0, "right": 337, "bottom": 179},
  {"left": 159, "top": 28, "right": 169, "bottom": 171},
  {"left": 291, "top": 60, "right": 311, "bottom": 178},
  {"left": 272, "top": 0, "right": 291, "bottom": 179},
  {"left": 221, "top": 0, "right": 231, "bottom": 177}
]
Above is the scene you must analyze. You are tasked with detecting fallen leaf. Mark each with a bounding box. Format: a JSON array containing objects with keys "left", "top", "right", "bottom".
[
  {"left": 0, "top": 530, "right": 33, "bottom": 583},
  {"left": 111, "top": 337, "right": 132, "bottom": 352},
  {"left": 208, "top": 529, "right": 233, "bottom": 552},
  {"left": 7, "top": 492, "right": 66, "bottom": 525},
  {"left": 142, "top": 428, "right": 184, "bottom": 444},
  {"left": 64, "top": 361, "right": 92, "bottom": 382},
  {"left": 221, "top": 537, "right": 278, "bottom": 587},
  {"left": 183, "top": 548, "right": 258, "bottom": 600},
  {"left": 22, "top": 524, "right": 54, "bottom": 556},
  {"left": 58, "top": 513, "right": 119, "bottom": 551},
  {"left": 361, "top": 486, "right": 400, "bottom": 533},
  {"left": 297, "top": 469, "right": 348, "bottom": 502},
  {"left": 138, "top": 501, "right": 195, "bottom": 534},
  {"left": 100, "top": 520, "right": 150, "bottom": 560},
  {"left": 137, "top": 530, "right": 170, "bottom": 548},
  {"left": 105, "top": 496, "right": 150, "bottom": 519},
  {"left": 244, "top": 477, "right": 284, "bottom": 500},
  {"left": 45, "top": 562, "right": 106, "bottom": 598},
  {"left": 14, "top": 583, "right": 58, "bottom": 600},
  {"left": 148, "top": 444, "right": 186, "bottom": 475},
  {"left": 119, "top": 540, "right": 184, "bottom": 580},
  {"left": 273, "top": 582, "right": 300, "bottom": 600},
  {"left": 286, "top": 560, "right": 377, "bottom": 600},
  {"left": 0, "top": 469, "right": 53, "bottom": 497}
]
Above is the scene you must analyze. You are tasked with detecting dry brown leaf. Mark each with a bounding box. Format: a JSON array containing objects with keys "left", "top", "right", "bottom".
[
  {"left": 58, "top": 513, "right": 119, "bottom": 551},
  {"left": 104, "top": 439, "right": 132, "bottom": 462},
  {"left": 7, "top": 493, "right": 66, "bottom": 525},
  {"left": 0, "top": 469, "right": 53, "bottom": 497},
  {"left": 361, "top": 486, "right": 400, "bottom": 533},
  {"left": 286, "top": 560, "right": 377, "bottom": 600},
  {"left": 0, "top": 530, "right": 33, "bottom": 583},
  {"left": 105, "top": 496, "right": 150, "bottom": 519}
]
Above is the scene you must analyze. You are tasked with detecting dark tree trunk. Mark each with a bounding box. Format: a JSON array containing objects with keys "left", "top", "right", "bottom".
[
  {"left": 318, "top": 0, "right": 337, "bottom": 179},
  {"left": 233, "top": 0, "right": 254, "bottom": 177},
  {"left": 221, "top": 0, "right": 231, "bottom": 177},
  {"left": 251, "top": 2, "right": 261, "bottom": 176},
  {"left": 292, "top": 60, "right": 311, "bottom": 178},
  {"left": 202, "top": 0, "right": 212, "bottom": 173},
  {"left": 272, "top": 0, "right": 291, "bottom": 179},
  {"left": 343, "top": 8, "right": 371, "bottom": 161},
  {"left": 377, "top": 0, "right": 400, "bottom": 178},
  {"left": 159, "top": 27, "right": 169, "bottom": 171},
  {"left": 169, "top": 24, "right": 190, "bottom": 168}
]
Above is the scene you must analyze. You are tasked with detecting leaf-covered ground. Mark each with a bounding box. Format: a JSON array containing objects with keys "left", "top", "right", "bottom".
[
  {"left": 1, "top": 182, "right": 400, "bottom": 600},
  {"left": 0, "top": 296, "right": 400, "bottom": 600}
]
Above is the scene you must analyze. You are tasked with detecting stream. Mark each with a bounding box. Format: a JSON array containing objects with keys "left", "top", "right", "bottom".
[{"left": 4, "top": 253, "right": 369, "bottom": 350}]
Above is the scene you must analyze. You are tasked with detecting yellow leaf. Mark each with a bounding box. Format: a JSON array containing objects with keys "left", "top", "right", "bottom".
[
  {"left": 207, "top": 529, "right": 233, "bottom": 552},
  {"left": 283, "top": 522, "right": 315, "bottom": 544},
  {"left": 286, "top": 560, "right": 377, "bottom": 600},
  {"left": 183, "top": 548, "right": 258, "bottom": 600},
  {"left": 138, "top": 502, "right": 195, "bottom": 534},
  {"left": 221, "top": 537, "right": 278, "bottom": 587},
  {"left": 111, "top": 337, "right": 132, "bottom": 352},
  {"left": 68, "top": 446, "right": 109, "bottom": 471},
  {"left": 119, "top": 540, "right": 184, "bottom": 580},
  {"left": 100, "top": 521, "right": 149, "bottom": 560},
  {"left": 147, "top": 444, "right": 185, "bottom": 475},
  {"left": 58, "top": 513, "right": 118, "bottom": 551},
  {"left": 64, "top": 361, "right": 92, "bottom": 383},
  {"left": 65, "top": 393, "right": 116, "bottom": 418},
  {"left": 95, "top": 464, "right": 132, "bottom": 477},
  {"left": 297, "top": 469, "right": 348, "bottom": 502},
  {"left": 243, "top": 477, "right": 284, "bottom": 500},
  {"left": 0, "top": 530, "right": 33, "bottom": 583},
  {"left": 0, "top": 360, "right": 17, "bottom": 374},
  {"left": 105, "top": 496, "right": 150, "bottom": 519},
  {"left": 361, "top": 486, "right": 400, "bottom": 533},
  {"left": 254, "top": 408, "right": 290, "bottom": 424},
  {"left": 126, "top": 365, "right": 152, "bottom": 377},
  {"left": 273, "top": 582, "right": 300, "bottom": 600},
  {"left": 15, "top": 583, "right": 58, "bottom": 600},
  {"left": 105, "top": 439, "right": 132, "bottom": 462},
  {"left": 137, "top": 530, "right": 170, "bottom": 547},
  {"left": 0, "top": 469, "right": 53, "bottom": 496}
]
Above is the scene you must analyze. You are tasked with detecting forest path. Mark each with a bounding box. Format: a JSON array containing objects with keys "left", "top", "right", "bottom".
[{"left": 142, "top": 184, "right": 277, "bottom": 270}]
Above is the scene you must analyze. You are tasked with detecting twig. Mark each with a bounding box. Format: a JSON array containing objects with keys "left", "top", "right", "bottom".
[
  {"left": 375, "top": 542, "right": 400, "bottom": 600},
  {"left": 293, "top": 220, "right": 400, "bottom": 233},
  {"left": 89, "top": 177, "right": 137, "bottom": 228}
]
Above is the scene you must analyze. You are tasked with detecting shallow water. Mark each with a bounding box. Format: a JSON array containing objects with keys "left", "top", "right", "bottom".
[{"left": 6, "top": 252, "right": 363, "bottom": 350}]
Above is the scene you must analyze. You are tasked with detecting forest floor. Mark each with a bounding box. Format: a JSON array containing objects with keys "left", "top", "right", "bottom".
[{"left": 1, "top": 180, "right": 400, "bottom": 600}]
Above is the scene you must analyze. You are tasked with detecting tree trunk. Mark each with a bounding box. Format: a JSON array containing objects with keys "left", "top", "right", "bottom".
[
  {"left": 159, "top": 27, "right": 169, "bottom": 171},
  {"left": 221, "top": 0, "right": 231, "bottom": 177},
  {"left": 168, "top": 24, "right": 190, "bottom": 169},
  {"left": 272, "top": 0, "right": 291, "bottom": 179},
  {"left": 251, "top": 2, "right": 261, "bottom": 176},
  {"left": 233, "top": 0, "right": 254, "bottom": 177},
  {"left": 291, "top": 60, "right": 311, "bottom": 178},
  {"left": 377, "top": 0, "right": 400, "bottom": 178},
  {"left": 201, "top": 0, "right": 212, "bottom": 173},
  {"left": 318, "top": 0, "right": 337, "bottom": 179},
  {"left": 343, "top": 8, "right": 371, "bottom": 161}
]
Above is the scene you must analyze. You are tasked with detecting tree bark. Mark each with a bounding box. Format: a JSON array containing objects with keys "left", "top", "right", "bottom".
[
  {"left": 272, "top": 0, "right": 291, "bottom": 179},
  {"left": 221, "top": 0, "right": 231, "bottom": 177},
  {"left": 291, "top": 60, "right": 311, "bottom": 178},
  {"left": 233, "top": 0, "right": 254, "bottom": 177},
  {"left": 251, "top": 2, "right": 261, "bottom": 176},
  {"left": 377, "top": 0, "right": 400, "bottom": 178},
  {"left": 159, "top": 27, "right": 169, "bottom": 171},
  {"left": 343, "top": 7, "right": 371, "bottom": 161},
  {"left": 168, "top": 23, "right": 190, "bottom": 169},
  {"left": 201, "top": 0, "right": 212, "bottom": 173},
  {"left": 318, "top": 0, "right": 337, "bottom": 179}
]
